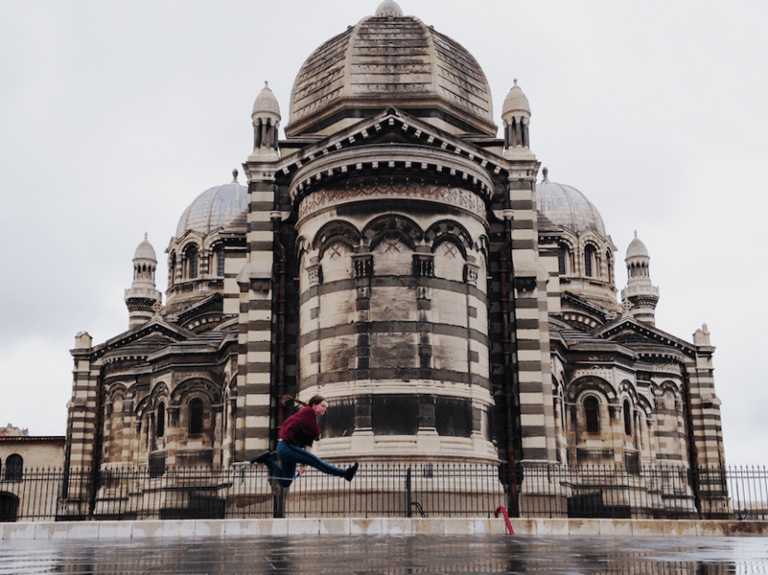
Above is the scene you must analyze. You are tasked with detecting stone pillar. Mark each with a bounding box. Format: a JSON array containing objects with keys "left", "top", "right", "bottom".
[
  {"left": 686, "top": 324, "right": 730, "bottom": 518},
  {"left": 234, "top": 167, "right": 277, "bottom": 462},
  {"left": 505, "top": 169, "right": 561, "bottom": 515},
  {"left": 507, "top": 177, "right": 556, "bottom": 464},
  {"left": 65, "top": 332, "right": 98, "bottom": 469}
]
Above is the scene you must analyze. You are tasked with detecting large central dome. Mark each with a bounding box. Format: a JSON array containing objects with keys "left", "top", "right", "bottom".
[{"left": 286, "top": 1, "right": 496, "bottom": 138}]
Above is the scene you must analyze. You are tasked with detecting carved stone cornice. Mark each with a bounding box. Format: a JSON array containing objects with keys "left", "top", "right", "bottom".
[{"left": 289, "top": 144, "right": 494, "bottom": 205}]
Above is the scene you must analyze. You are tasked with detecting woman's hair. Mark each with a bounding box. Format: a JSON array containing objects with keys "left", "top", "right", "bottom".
[
  {"left": 280, "top": 394, "right": 326, "bottom": 407},
  {"left": 308, "top": 395, "right": 326, "bottom": 407}
]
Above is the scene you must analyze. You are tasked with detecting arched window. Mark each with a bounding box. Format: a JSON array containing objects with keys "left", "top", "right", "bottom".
[
  {"left": 584, "top": 396, "right": 600, "bottom": 433},
  {"left": 216, "top": 249, "right": 225, "bottom": 277},
  {"left": 157, "top": 402, "right": 165, "bottom": 438},
  {"left": 558, "top": 243, "right": 569, "bottom": 275},
  {"left": 606, "top": 250, "right": 613, "bottom": 285},
  {"left": 169, "top": 253, "right": 176, "bottom": 286},
  {"left": 189, "top": 398, "right": 204, "bottom": 435},
  {"left": 186, "top": 247, "right": 199, "bottom": 279},
  {"left": 5, "top": 454, "right": 23, "bottom": 481},
  {"left": 190, "top": 248, "right": 199, "bottom": 279},
  {"left": 623, "top": 399, "right": 632, "bottom": 436},
  {"left": 584, "top": 245, "right": 596, "bottom": 277}
]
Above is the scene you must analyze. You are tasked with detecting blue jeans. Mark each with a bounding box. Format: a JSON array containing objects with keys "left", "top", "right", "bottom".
[{"left": 265, "top": 441, "right": 346, "bottom": 488}]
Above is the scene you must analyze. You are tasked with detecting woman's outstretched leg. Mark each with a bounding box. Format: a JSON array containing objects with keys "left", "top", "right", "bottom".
[
  {"left": 264, "top": 455, "right": 296, "bottom": 488},
  {"left": 277, "top": 442, "right": 357, "bottom": 481}
]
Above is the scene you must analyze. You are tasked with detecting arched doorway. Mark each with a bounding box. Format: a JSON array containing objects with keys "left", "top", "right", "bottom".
[{"left": 0, "top": 492, "right": 19, "bottom": 522}]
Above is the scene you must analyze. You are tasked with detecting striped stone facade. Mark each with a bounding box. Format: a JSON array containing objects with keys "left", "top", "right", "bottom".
[{"left": 62, "top": 1, "right": 727, "bottom": 518}]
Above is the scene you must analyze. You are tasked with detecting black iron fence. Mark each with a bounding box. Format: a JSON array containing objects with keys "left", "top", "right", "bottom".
[{"left": 0, "top": 464, "right": 766, "bottom": 522}]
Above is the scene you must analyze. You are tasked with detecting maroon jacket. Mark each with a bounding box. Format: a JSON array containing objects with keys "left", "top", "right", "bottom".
[{"left": 279, "top": 405, "right": 320, "bottom": 448}]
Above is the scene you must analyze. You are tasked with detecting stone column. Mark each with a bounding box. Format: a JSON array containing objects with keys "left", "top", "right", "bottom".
[{"left": 234, "top": 167, "right": 277, "bottom": 462}]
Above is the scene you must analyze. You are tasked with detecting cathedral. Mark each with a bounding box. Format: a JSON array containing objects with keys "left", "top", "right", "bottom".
[{"left": 64, "top": 1, "right": 727, "bottom": 516}]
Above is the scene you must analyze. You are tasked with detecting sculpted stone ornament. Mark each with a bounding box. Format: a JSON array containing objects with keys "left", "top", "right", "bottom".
[{"left": 298, "top": 181, "right": 485, "bottom": 220}]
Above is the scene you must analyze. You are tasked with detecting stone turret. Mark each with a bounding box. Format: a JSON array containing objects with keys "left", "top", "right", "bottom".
[
  {"left": 124, "top": 233, "right": 162, "bottom": 329},
  {"left": 248, "top": 82, "right": 281, "bottom": 161},
  {"left": 621, "top": 231, "right": 659, "bottom": 325},
  {"left": 502, "top": 80, "right": 534, "bottom": 160}
]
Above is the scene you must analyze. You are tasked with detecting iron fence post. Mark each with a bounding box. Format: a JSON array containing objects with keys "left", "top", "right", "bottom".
[{"left": 406, "top": 466, "right": 412, "bottom": 518}]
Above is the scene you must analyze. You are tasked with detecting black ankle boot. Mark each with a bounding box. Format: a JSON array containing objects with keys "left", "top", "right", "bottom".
[
  {"left": 344, "top": 462, "right": 359, "bottom": 482},
  {"left": 250, "top": 450, "right": 274, "bottom": 464}
]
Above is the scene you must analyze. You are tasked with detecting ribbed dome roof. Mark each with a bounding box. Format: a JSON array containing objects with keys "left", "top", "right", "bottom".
[
  {"left": 502, "top": 80, "right": 530, "bottom": 117},
  {"left": 536, "top": 169, "right": 606, "bottom": 236},
  {"left": 133, "top": 233, "right": 156, "bottom": 262},
  {"left": 287, "top": 3, "right": 495, "bottom": 136},
  {"left": 626, "top": 232, "right": 649, "bottom": 259},
  {"left": 252, "top": 81, "right": 281, "bottom": 120},
  {"left": 175, "top": 172, "right": 247, "bottom": 237}
]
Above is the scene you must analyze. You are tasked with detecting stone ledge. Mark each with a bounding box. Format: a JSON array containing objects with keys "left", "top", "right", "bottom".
[{"left": 2, "top": 518, "right": 766, "bottom": 540}]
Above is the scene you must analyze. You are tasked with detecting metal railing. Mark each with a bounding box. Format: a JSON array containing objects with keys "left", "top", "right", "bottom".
[{"left": 1, "top": 464, "right": 766, "bottom": 522}]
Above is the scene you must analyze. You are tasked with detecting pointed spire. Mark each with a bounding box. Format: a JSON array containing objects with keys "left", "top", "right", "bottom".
[
  {"left": 252, "top": 81, "right": 281, "bottom": 122},
  {"left": 133, "top": 233, "right": 157, "bottom": 263},
  {"left": 502, "top": 79, "right": 531, "bottom": 118}
]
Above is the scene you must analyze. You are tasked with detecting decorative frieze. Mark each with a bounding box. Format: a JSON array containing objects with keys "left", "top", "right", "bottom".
[
  {"left": 298, "top": 181, "right": 485, "bottom": 219},
  {"left": 652, "top": 362, "right": 682, "bottom": 376}
]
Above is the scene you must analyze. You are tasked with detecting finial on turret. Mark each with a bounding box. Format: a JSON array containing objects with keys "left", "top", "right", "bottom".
[
  {"left": 144, "top": 232, "right": 148, "bottom": 241},
  {"left": 694, "top": 323, "right": 712, "bottom": 346},
  {"left": 232, "top": 169, "right": 239, "bottom": 183},
  {"left": 376, "top": 0, "right": 403, "bottom": 17},
  {"left": 542, "top": 167, "right": 549, "bottom": 182}
]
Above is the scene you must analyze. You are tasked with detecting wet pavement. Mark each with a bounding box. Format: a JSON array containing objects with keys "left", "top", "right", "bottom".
[{"left": 2, "top": 534, "right": 768, "bottom": 574}]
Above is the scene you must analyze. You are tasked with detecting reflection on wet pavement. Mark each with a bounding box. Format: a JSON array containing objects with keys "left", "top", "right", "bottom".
[{"left": 1, "top": 535, "right": 767, "bottom": 574}]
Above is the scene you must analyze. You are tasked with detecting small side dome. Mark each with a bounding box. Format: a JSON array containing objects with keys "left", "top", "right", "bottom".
[
  {"left": 536, "top": 168, "right": 606, "bottom": 236},
  {"left": 502, "top": 79, "right": 530, "bottom": 118},
  {"left": 626, "top": 231, "right": 649, "bottom": 259},
  {"left": 252, "top": 81, "right": 281, "bottom": 122},
  {"left": 175, "top": 171, "right": 248, "bottom": 237},
  {"left": 376, "top": 0, "right": 403, "bottom": 17},
  {"left": 133, "top": 233, "right": 157, "bottom": 262}
]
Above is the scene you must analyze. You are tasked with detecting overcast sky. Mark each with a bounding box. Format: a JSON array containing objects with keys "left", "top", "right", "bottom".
[{"left": 1, "top": 0, "right": 766, "bottom": 465}]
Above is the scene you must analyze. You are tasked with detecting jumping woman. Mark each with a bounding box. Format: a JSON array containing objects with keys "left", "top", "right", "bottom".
[{"left": 251, "top": 395, "right": 358, "bottom": 488}]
